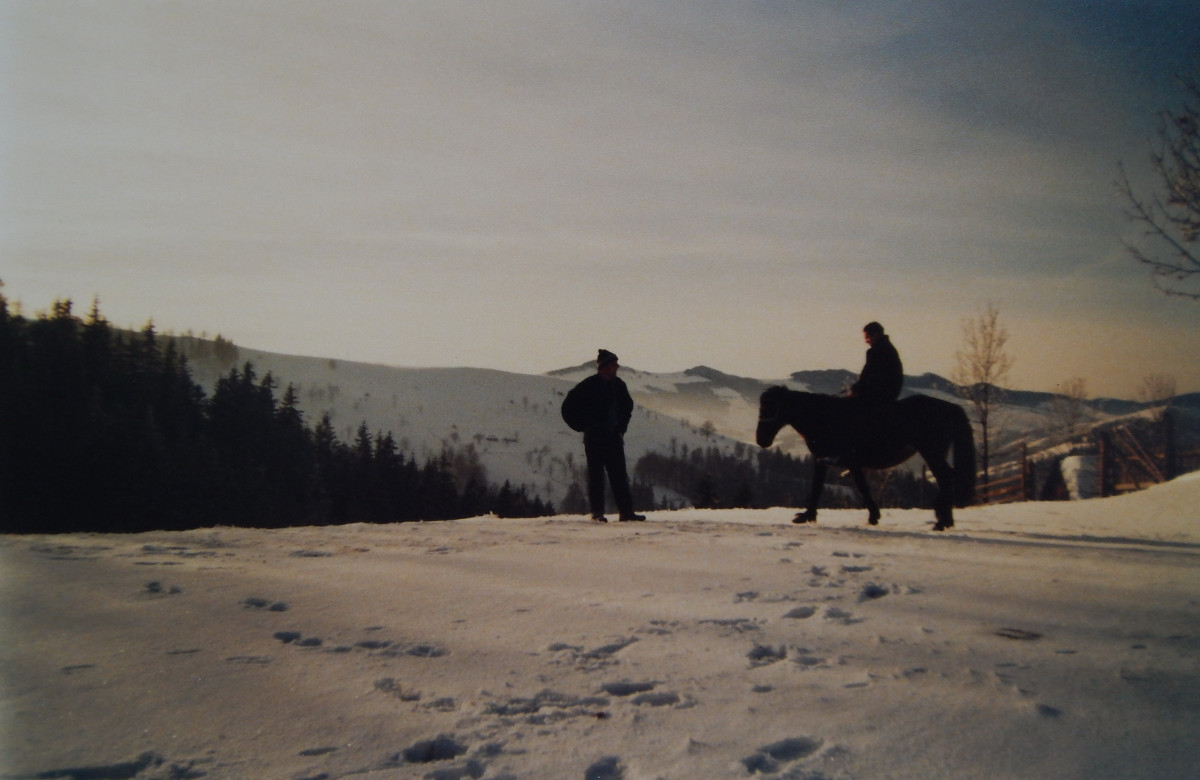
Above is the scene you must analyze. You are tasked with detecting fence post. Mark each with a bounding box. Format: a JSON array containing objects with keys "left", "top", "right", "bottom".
[
  {"left": 1097, "top": 433, "right": 1109, "bottom": 497},
  {"left": 1020, "top": 443, "right": 1029, "bottom": 501},
  {"left": 1163, "top": 409, "right": 1177, "bottom": 481}
]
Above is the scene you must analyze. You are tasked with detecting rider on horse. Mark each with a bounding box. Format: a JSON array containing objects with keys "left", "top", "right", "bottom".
[
  {"left": 838, "top": 322, "right": 903, "bottom": 463},
  {"left": 759, "top": 323, "right": 973, "bottom": 529},
  {"left": 851, "top": 321, "right": 903, "bottom": 404}
]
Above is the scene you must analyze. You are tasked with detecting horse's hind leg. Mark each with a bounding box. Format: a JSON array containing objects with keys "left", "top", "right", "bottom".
[
  {"left": 926, "top": 456, "right": 955, "bottom": 531},
  {"left": 794, "top": 463, "right": 827, "bottom": 524},
  {"left": 932, "top": 490, "right": 953, "bottom": 531},
  {"left": 850, "top": 468, "right": 881, "bottom": 526}
]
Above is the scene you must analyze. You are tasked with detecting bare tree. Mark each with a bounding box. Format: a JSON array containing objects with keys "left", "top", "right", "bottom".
[
  {"left": 1117, "top": 76, "right": 1200, "bottom": 299},
  {"left": 1137, "top": 372, "right": 1177, "bottom": 405},
  {"left": 952, "top": 303, "right": 1014, "bottom": 493},
  {"left": 1050, "top": 377, "right": 1089, "bottom": 440},
  {"left": 1137, "top": 372, "right": 1177, "bottom": 422}
]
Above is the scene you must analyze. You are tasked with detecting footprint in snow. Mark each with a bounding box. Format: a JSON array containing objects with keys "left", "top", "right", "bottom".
[
  {"left": 741, "top": 736, "right": 824, "bottom": 775},
  {"left": 859, "top": 582, "right": 890, "bottom": 601},
  {"left": 748, "top": 644, "right": 787, "bottom": 667},
  {"left": 585, "top": 755, "right": 625, "bottom": 780},
  {"left": 601, "top": 680, "right": 657, "bottom": 696},
  {"left": 242, "top": 596, "right": 289, "bottom": 612},
  {"left": 142, "top": 581, "right": 182, "bottom": 596},
  {"left": 824, "top": 607, "right": 864, "bottom": 625}
]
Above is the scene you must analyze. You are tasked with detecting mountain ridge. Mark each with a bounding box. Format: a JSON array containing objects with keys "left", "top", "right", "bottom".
[{"left": 170, "top": 336, "right": 1195, "bottom": 508}]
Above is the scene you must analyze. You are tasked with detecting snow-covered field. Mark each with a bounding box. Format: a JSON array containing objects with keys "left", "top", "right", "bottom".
[{"left": 3, "top": 474, "right": 1198, "bottom": 779}]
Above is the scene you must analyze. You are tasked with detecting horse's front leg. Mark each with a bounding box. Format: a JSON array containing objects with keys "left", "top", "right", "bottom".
[
  {"left": 849, "top": 468, "right": 881, "bottom": 526},
  {"left": 794, "top": 462, "right": 827, "bottom": 524}
]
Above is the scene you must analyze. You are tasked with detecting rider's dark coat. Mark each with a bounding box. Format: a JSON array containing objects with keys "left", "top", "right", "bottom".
[{"left": 851, "top": 335, "right": 903, "bottom": 404}]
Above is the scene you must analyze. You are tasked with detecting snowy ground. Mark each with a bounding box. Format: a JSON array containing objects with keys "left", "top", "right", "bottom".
[{"left": 3, "top": 475, "right": 1199, "bottom": 779}]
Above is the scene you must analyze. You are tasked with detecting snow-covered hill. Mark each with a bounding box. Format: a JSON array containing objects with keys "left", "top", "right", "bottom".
[
  {"left": 181, "top": 347, "right": 766, "bottom": 507},
  {"left": 176, "top": 339, "right": 1195, "bottom": 507}
]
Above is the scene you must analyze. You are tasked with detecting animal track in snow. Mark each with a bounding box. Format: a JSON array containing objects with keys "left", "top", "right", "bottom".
[
  {"left": 549, "top": 636, "right": 639, "bottom": 670},
  {"left": 858, "top": 582, "right": 890, "bottom": 601},
  {"left": 273, "top": 631, "right": 322, "bottom": 647},
  {"left": 698, "top": 618, "right": 761, "bottom": 634},
  {"left": 241, "top": 596, "right": 289, "bottom": 612},
  {"left": 374, "top": 677, "right": 422, "bottom": 701},
  {"left": 585, "top": 755, "right": 625, "bottom": 780},
  {"left": 482, "top": 689, "right": 611, "bottom": 723},
  {"left": 748, "top": 643, "right": 788, "bottom": 667},
  {"left": 14, "top": 751, "right": 166, "bottom": 779},
  {"left": 823, "top": 607, "right": 863, "bottom": 625},
  {"left": 389, "top": 733, "right": 469, "bottom": 766},
  {"left": 600, "top": 680, "right": 657, "bottom": 696},
  {"left": 142, "top": 581, "right": 182, "bottom": 596},
  {"left": 741, "top": 736, "right": 825, "bottom": 775},
  {"left": 996, "top": 627, "right": 1042, "bottom": 641}
]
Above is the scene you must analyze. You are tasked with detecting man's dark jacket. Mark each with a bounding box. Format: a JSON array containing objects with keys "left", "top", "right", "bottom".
[
  {"left": 567, "top": 373, "right": 634, "bottom": 438},
  {"left": 851, "top": 335, "right": 903, "bottom": 404}
]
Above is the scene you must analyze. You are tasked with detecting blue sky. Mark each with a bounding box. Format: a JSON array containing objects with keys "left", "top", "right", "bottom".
[{"left": 4, "top": 1, "right": 1199, "bottom": 397}]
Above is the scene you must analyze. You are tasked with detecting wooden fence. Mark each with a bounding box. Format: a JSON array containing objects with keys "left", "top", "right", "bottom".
[
  {"left": 978, "top": 462, "right": 1030, "bottom": 504},
  {"left": 975, "top": 409, "right": 1192, "bottom": 504}
]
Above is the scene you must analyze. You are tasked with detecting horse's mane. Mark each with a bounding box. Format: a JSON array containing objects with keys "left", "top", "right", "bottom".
[
  {"left": 767, "top": 385, "right": 928, "bottom": 408},
  {"left": 764, "top": 385, "right": 848, "bottom": 408}
]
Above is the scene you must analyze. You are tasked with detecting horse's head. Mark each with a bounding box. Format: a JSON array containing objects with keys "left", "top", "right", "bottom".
[{"left": 756, "top": 386, "right": 789, "bottom": 448}]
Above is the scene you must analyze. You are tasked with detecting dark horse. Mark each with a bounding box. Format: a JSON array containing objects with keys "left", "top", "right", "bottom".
[{"left": 756, "top": 387, "right": 975, "bottom": 531}]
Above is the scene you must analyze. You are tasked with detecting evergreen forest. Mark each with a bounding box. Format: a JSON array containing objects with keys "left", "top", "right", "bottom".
[{"left": 0, "top": 295, "right": 552, "bottom": 534}]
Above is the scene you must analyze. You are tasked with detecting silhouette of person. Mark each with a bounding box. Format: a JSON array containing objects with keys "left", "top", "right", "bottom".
[
  {"left": 837, "top": 322, "right": 903, "bottom": 464},
  {"left": 568, "top": 350, "right": 646, "bottom": 522},
  {"left": 850, "top": 322, "right": 903, "bottom": 404}
]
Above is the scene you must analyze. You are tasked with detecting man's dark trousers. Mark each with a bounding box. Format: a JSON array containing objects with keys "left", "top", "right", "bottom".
[{"left": 585, "top": 432, "right": 634, "bottom": 517}]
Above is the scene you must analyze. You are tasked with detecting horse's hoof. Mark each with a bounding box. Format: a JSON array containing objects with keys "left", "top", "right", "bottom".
[
  {"left": 792, "top": 512, "right": 816, "bottom": 524},
  {"left": 867, "top": 514, "right": 880, "bottom": 526},
  {"left": 933, "top": 522, "right": 952, "bottom": 532}
]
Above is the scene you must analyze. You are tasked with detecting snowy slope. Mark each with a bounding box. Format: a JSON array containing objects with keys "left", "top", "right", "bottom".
[
  {"left": 7, "top": 474, "right": 1200, "bottom": 780},
  {"left": 178, "top": 341, "right": 1190, "bottom": 506},
  {"left": 183, "top": 348, "right": 756, "bottom": 506}
]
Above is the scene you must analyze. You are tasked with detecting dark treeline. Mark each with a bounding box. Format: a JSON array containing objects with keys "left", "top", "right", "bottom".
[
  {"left": 633, "top": 445, "right": 813, "bottom": 510},
  {"left": 633, "top": 443, "right": 932, "bottom": 513},
  {"left": 0, "top": 295, "right": 552, "bottom": 534}
]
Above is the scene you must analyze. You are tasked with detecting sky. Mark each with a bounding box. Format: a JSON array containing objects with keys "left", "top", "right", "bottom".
[{"left": 3, "top": 1, "right": 1200, "bottom": 399}]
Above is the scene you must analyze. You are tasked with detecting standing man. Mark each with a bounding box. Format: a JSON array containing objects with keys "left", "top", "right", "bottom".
[{"left": 562, "top": 349, "right": 646, "bottom": 522}]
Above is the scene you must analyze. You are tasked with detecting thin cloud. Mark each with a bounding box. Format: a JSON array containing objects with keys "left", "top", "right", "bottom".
[{"left": 3, "top": 1, "right": 1199, "bottom": 395}]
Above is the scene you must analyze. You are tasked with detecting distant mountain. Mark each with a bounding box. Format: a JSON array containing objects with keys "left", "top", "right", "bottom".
[
  {"left": 787, "top": 369, "right": 857, "bottom": 395},
  {"left": 1176, "top": 392, "right": 1200, "bottom": 410},
  {"left": 174, "top": 337, "right": 1193, "bottom": 507}
]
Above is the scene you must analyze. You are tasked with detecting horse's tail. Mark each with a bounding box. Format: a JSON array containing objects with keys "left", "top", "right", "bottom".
[{"left": 952, "top": 404, "right": 976, "bottom": 507}]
